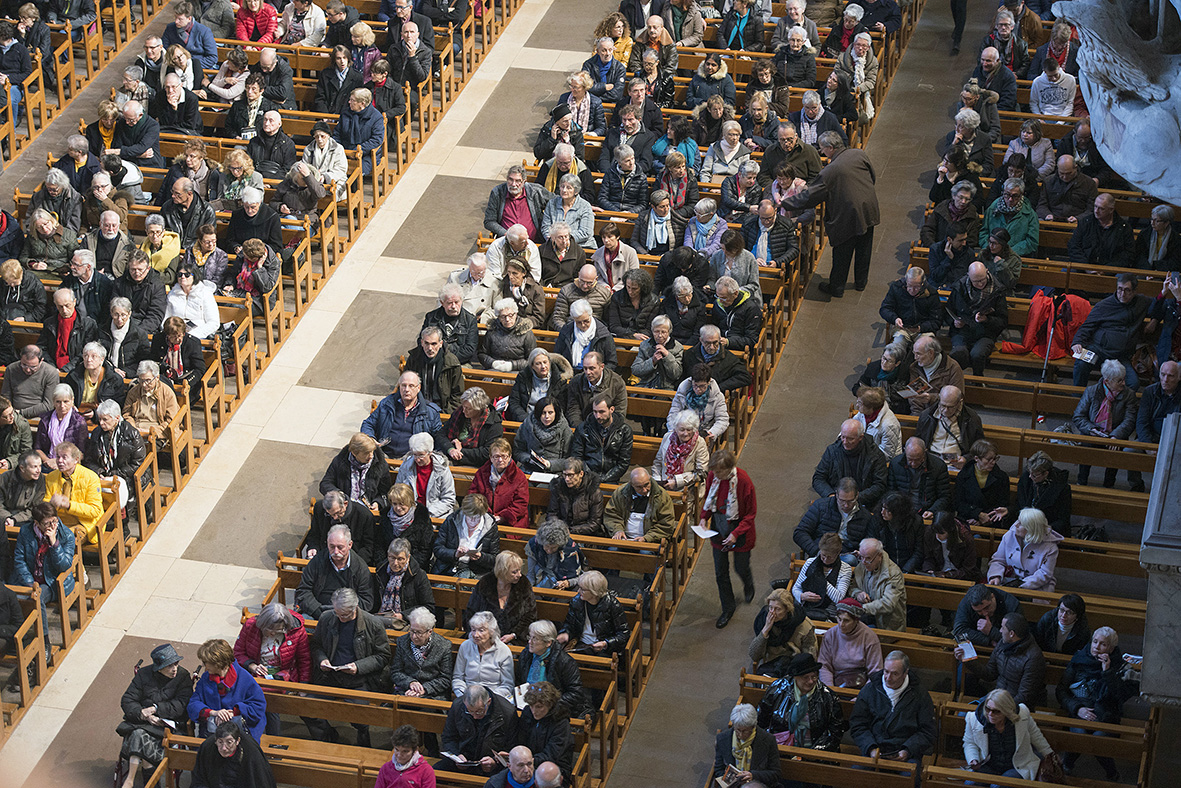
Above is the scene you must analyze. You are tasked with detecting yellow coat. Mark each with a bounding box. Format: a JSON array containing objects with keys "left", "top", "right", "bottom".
[{"left": 44, "top": 464, "right": 104, "bottom": 543}]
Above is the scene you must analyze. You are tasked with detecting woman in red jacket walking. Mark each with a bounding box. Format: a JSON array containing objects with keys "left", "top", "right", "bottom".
[
  {"left": 700, "top": 448, "right": 758, "bottom": 629},
  {"left": 470, "top": 438, "right": 530, "bottom": 531},
  {"left": 233, "top": 602, "right": 311, "bottom": 734}
]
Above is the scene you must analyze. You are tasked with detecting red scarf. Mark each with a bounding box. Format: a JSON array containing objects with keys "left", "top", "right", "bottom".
[
  {"left": 1095, "top": 384, "right": 1116, "bottom": 432},
  {"left": 56, "top": 313, "right": 77, "bottom": 368},
  {"left": 659, "top": 170, "right": 689, "bottom": 210},
  {"left": 664, "top": 433, "right": 694, "bottom": 475},
  {"left": 237, "top": 259, "right": 261, "bottom": 295},
  {"left": 209, "top": 662, "right": 238, "bottom": 696}
]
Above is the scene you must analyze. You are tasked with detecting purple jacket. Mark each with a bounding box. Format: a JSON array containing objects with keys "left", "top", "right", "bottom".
[
  {"left": 34, "top": 409, "right": 88, "bottom": 458},
  {"left": 987, "top": 525, "right": 1064, "bottom": 591}
]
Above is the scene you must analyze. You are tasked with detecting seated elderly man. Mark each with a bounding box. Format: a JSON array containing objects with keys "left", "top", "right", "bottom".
[
  {"left": 484, "top": 165, "right": 552, "bottom": 240},
  {"left": 605, "top": 467, "right": 676, "bottom": 543},
  {"left": 1072, "top": 359, "right": 1142, "bottom": 490},
  {"left": 307, "top": 489, "right": 378, "bottom": 566},
  {"left": 404, "top": 326, "right": 463, "bottom": 413},
  {"left": 149, "top": 72, "right": 201, "bottom": 135},
  {"left": 295, "top": 524, "right": 374, "bottom": 620},
  {"left": 582, "top": 35, "right": 627, "bottom": 104},
  {"left": 880, "top": 267, "right": 941, "bottom": 356},
  {"left": 447, "top": 253, "right": 499, "bottom": 320},
  {"left": 851, "top": 538, "right": 907, "bottom": 631},
  {"left": 551, "top": 264, "right": 611, "bottom": 330},
  {"left": 794, "top": 477, "right": 872, "bottom": 560},
  {"left": 0, "top": 398, "right": 33, "bottom": 472},
  {"left": 555, "top": 299, "right": 619, "bottom": 372},
  {"left": 123, "top": 361, "right": 180, "bottom": 441},
  {"left": 486, "top": 746, "right": 538, "bottom": 788},
  {"left": 305, "top": 587, "right": 390, "bottom": 747},
  {"left": 741, "top": 199, "right": 799, "bottom": 270},
  {"left": 1, "top": 346, "right": 59, "bottom": 418},
  {"left": 387, "top": 20, "right": 432, "bottom": 111},
  {"left": 1138, "top": 361, "right": 1181, "bottom": 445},
  {"left": 116, "top": 65, "right": 155, "bottom": 108},
  {"left": 43, "top": 440, "right": 103, "bottom": 544},
  {"left": 486, "top": 223, "right": 542, "bottom": 283},
  {"left": 21, "top": 208, "right": 79, "bottom": 276},
  {"left": 712, "top": 276, "right": 763, "bottom": 353},
  {"left": 571, "top": 394, "right": 633, "bottom": 483},
  {"left": 13, "top": 501, "right": 76, "bottom": 664},
  {"left": 28, "top": 169, "right": 82, "bottom": 234},
  {"left": 887, "top": 438, "right": 952, "bottom": 517},
  {"left": 953, "top": 583, "right": 1021, "bottom": 646},
  {"left": 160, "top": 177, "right": 215, "bottom": 249},
  {"left": 1038, "top": 155, "right": 1097, "bottom": 223},
  {"left": 598, "top": 143, "right": 650, "bottom": 214},
  {"left": 80, "top": 211, "right": 132, "bottom": 280},
  {"left": 111, "top": 100, "right": 164, "bottom": 170},
  {"left": 1071, "top": 273, "right": 1151, "bottom": 389},
  {"left": 908, "top": 334, "right": 966, "bottom": 412},
  {"left": 539, "top": 222, "right": 586, "bottom": 288},
  {"left": 54, "top": 133, "right": 102, "bottom": 196},
  {"left": 566, "top": 351, "right": 627, "bottom": 428},
  {"left": 849, "top": 650, "right": 937, "bottom": 763},
  {"left": 978, "top": 178, "right": 1039, "bottom": 256},
  {"left": 113, "top": 250, "right": 167, "bottom": 332},
  {"left": 251, "top": 46, "right": 296, "bottom": 109},
  {"left": 440, "top": 684, "right": 518, "bottom": 775},
  {"left": 682, "top": 324, "right": 752, "bottom": 394},
  {"left": 813, "top": 419, "right": 888, "bottom": 509},
  {"left": 333, "top": 88, "right": 385, "bottom": 175},
  {"left": 362, "top": 372, "right": 444, "bottom": 458},
  {"left": 0, "top": 450, "right": 44, "bottom": 530},
  {"left": 423, "top": 283, "right": 479, "bottom": 364},
  {"left": 537, "top": 143, "right": 596, "bottom": 203},
  {"left": 37, "top": 288, "right": 98, "bottom": 376},
  {"left": 914, "top": 386, "right": 985, "bottom": 471},
  {"left": 1068, "top": 193, "right": 1135, "bottom": 268},
  {"left": 948, "top": 261, "right": 1008, "bottom": 377}
]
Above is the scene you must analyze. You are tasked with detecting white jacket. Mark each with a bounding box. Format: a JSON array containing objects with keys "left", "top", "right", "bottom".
[
  {"left": 302, "top": 137, "right": 348, "bottom": 200},
  {"left": 394, "top": 451, "right": 458, "bottom": 518},
  {"left": 164, "top": 283, "right": 220, "bottom": 339},
  {"left": 277, "top": 2, "right": 327, "bottom": 46},
  {"left": 451, "top": 638, "right": 514, "bottom": 701},
  {"left": 856, "top": 403, "right": 902, "bottom": 459},
  {"left": 667, "top": 378, "right": 730, "bottom": 440},
  {"left": 963, "top": 704, "right": 1053, "bottom": 780},
  {"left": 484, "top": 235, "right": 541, "bottom": 282}
]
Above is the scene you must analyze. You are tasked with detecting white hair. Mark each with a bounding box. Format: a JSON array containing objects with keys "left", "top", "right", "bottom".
[
  {"left": 407, "top": 432, "right": 434, "bottom": 453},
  {"left": 569, "top": 299, "right": 593, "bottom": 319}
]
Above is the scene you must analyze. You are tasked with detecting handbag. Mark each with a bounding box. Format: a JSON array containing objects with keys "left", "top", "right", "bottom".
[{"left": 1035, "top": 751, "right": 1066, "bottom": 783}]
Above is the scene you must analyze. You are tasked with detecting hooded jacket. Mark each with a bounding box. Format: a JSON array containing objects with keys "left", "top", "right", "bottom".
[
  {"left": 394, "top": 451, "right": 457, "bottom": 518},
  {"left": 686, "top": 58, "right": 736, "bottom": 109},
  {"left": 977, "top": 634, "right": 1047, "bottom": 708},
  {"left": 713, "top": 289, "right": 763, "bottom": 352}
]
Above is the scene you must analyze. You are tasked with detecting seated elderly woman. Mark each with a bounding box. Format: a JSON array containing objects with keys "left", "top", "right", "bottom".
[
  {"left": 792, "top": 532, "right": 854, "bottom": 623},
  {"left": 668, "top": 364, "right": 730, "bottom": 442},
  {"left": 164, "top": 263, "right": 219, "bottom": 339},
  {"left": 117, "top": 643, "right": 193, "bottom": 788},
  {"left": 394, "top": 432, "right": 457, "bottom": 518},
  {"left": 508, "top": 349, "right": 570, "bottom": 423},
  {"left": 854, "top": 386, "right": 902, "bottom": 459},
  {"left": 714, "top": 703, "right": 782, "bottom": 788},
  {"left": 720, "top": 160, "right": 763, "bottom": 220},
  {"left": 232, "top": 602, "right": 310, "bottom": 735},
  {"left": 559, "top": 71, "right": 607, "bottom": 138},
  {"left": 464, "top": 551, "right": 538, "bottom": 644},
  {"left": 0, "top": 259, "right": 48, "bottom": 321},
  {"left": 556, "top": 570, "right": 630, "bottom": 655},
  {"left": 652, "top": 410, "right": 709, "bottom": 514},
  {"left": 479, "top": 298, "right": 537, "bottom": 373},
  {"left": 1014, "top": 450, "right": 1073, "bottom": 537},
  {"left": 382, "top": 483, "right": 435, "bottom": 569},
  {"left": 853, "top": 344, "right": 910, "bottom": 415},
  {"left": 683, "top": 198, "right": 727, "bottom": 257},
  {"left": 187, "top": 638, "right": 268, "bottom": 741},
  {"left": 701, "top": 121, "right": 752, "bottom": 181},
  {"left": 963, "top": 688, "right": 1054, "bottom": 782},
  {"left": 84, "top": 400, "right": 147, "bottom": 512},
  {"left": 495, "top": 258, "right": 547, "bottom": 328},
  {"left": 708, "top": 229, "right": 762, "bottom": 309},
  {"left": 192, "top": 721, "right": 274, "bottom": 788},
  {"left": 527, "top": 519, "right": 587, "bottom": 591},
  {"left": 656, "top": 150, "right": 701, "bottom": 239},
  {"left": 555, "top": 298, "right": 619, "bottom": 372},
  {"left": 389, "top": 606, "right": 453, "bottom": 701},
  {"left": 275, "top": 162, "right": 328, "bottom": 228},
  {"left": 470, "top": 437, "right": 529, "bottom": 529},
  {"left": 374, "top": 537, "right": 435, "bottom": 630},
  {"left": 986, "top": 507, "right": 1063, "bottom": 591},
  {"left": 516, "top": 619, "right": 587, "bottom": 719},
  {"left": 67, "top": 342, "right": 128, "bottom": 416},
  {"left": 101, "top": 297, "right": 151, "bottom": 381},
  {"left": 662, "top": 275, "right": 708, "bottom": 346},
  {"left": 1055, "top": 626, "right": 1137, "bottom": 780},
  {"left": 452, "top": 610, "right": 515, "bottom": 701},
  {"left": 633, "top": 314, "right": 685, "bottom": 391},
  {"left": 440, "top": 387, "right": 504, "bottom": 468},
  {"left": 151, "top": 316, "right": 207, "bottom": 402},
  {"left": 750, "top": 589, "right": 817, "bottom": 678},
  {"left": 434, "top": 493, "right": 499, "bottom": 578},
  {"left": 212, "top": 149, "right": 264, "bottom": 212},
  {"left": 758, "top": 653, "right": 847, "bottom": 750},
  {"left": 123, "top": 360, "right": 181, "bottom": 442},
  {"left": 320, "top": 432, "right": 391, "bottom": 509},
  {"left": 816, "top": 597, "right": 883, "bottom": 689},
  {"left": 21, "top": 208, "right": 79, "bottom": 277},
  {"left": 225, "top": 188, "right": 283, "bottom": 257},
  {"left": 514, "top": 395, "right": 572, "bottom": 474},
  {"left": 605, "top": 269, "right": 660, "bottom": 341},
  {"left": 34, "top": 385, "right": 88, "bottom": 464},
  {"left": 137, "top": 215, "right": 181, "bottom": 285},
  {"left": 227, "top": 238, "right": 282, "bottom": 315},
  {"left": 29, "top": 168, "right": 82, "bottom": 234},
  {"left": 542, "top": 173, "right": 594, "bottom": 246}
]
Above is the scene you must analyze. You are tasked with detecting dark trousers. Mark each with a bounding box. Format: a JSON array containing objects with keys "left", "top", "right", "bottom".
[
  {"left": 827, "top": 226, "right": 874, "bottom": 294},
  {"left": 951, "top": 335, "right": 997, "bottom": 377},
  {"left": 950, "top": 0, "right": 967, "bottom": 44},
  {"left": 713, "top": 546, "right": 753, "bottom": 614}
]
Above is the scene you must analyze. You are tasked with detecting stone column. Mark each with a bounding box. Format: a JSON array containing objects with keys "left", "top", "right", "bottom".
[{"left": 1140, "top": 412, "right": 1181, "bottom": 706}]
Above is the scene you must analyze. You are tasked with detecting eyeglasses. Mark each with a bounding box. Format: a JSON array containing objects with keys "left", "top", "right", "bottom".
[{"left": 409, "top": 628, "right": 431, "bottom": 636}]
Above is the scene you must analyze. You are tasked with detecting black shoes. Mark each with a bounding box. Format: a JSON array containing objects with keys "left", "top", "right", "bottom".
[
  {"left": 951, "top": 41, "right": 961, "bottom": 56},
  {"left": 744, "top": 586, "right": 755, "bottom": 604},
  {"left": 818, "top": 281, "right": 844, "bottom": 298},
  {"left": 716, "top": 610, "right": 734, "bottom": 628}
]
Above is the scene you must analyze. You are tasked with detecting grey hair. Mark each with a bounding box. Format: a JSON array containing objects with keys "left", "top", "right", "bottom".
[
  {"left": 123, "top": 65, "right": 145, "bottom": 81},
  {"left": 464, "top": 683, "right": 490, "bottom": 706},
  {"left": 506, "top": 224, "right": 529, "bottom": 243},
  {"left": 507, "top": 164, "right": 526, "bottom": 179},
  {"left": 110, "top": 296, "right": 133, "bottom": 314},
  {"left": 651, "top": 314, "right": 672, "bottom": 332},
  {"left": 817, "top": 130, "right": 844, "bottom": 151},
  {"left": 1100, "top": 359, "right": 1126, "bottom": 382},
  {"left": 145, "top": 214, "right": 164, "bottom": 228},
  {"left": 407, "top": 606, "right": 436, "bottom": 629},
  {"left": 549, "top": 221, "right": 571, "bottom": 238},
  {"left": 82, "top": 341, "right": 108, "bottom": 361},
  {"left": 614, "top": 144, "right": 634, "bottom": 164},
  {"left": 73, "top": 248, "right": 97, "bottom": 269},
  {"left": 1152, "top": 204, "right": 1175, "bottom": 223},
  {"left": 737, "top": 160, "right": 760, "bottom": 177},
  {"left": 672, "top": 276, "right": 694, "bottom": 297},
  {"left": 881, "top": 344, "right": 904, "bottom": 364},
  {"left": 596, "top": 36, "right": 614, "bottom": 50},
  {"left": 536, "top": 518, "right": 570, "bottom": 548},
  {"left": 844, "top": 3, "right": 864, "bottom": 19},
  {"left": 1003, "top": 177, "right": 1026, "bottom": 195},
  {"left": 323, "top": 489, "right": 348, "bottom": 509},
  {"left": 721, "top": 120, "right": 741, "bottom": 136},
  {"left": 801, "top": 89, "right": 821, "bottom": 107},
  {"left": 67, "top": 134, "right": 89, "bottom": 153},
  {"left": 407, "top": 432, "right": 434, "bottom": 454},
  {"left": 730, "top": 703, "right": 758, "bottom": 728},
  {"left": 995, "top": 9, "right": 1015, "bottom": 25},
  {"left": 785, "top": 0, "right": 806, "bottom": 9},
  {"left": 853, "top": 31, "right": 872, "bottom": 45},
  {"left": 327, "top": 523, "right": 352, "bottom": 542},
  {"left": 468, "top": 610, "right": 502, "bottom": 639},
  {"left": 528, "top": 619, "right": 557, "bottom": 642},
  {"left": 694, "top": 198, "right": 717, "bottom": 217},
  {"left": 884, "top": 649, "right": 910, "bottom": 670},
  {"left": 528, "top": 348, "right": 550, "bottom": 366},
  {"left": 420, "top": 325, "right": 443, "bottom": 342},
  {"left": 91, "top": 171, "right": 112, "bottom": 188},
  {"left": 954, "top": 108, "right": 981, "bottom": 130},
  {"left": 439, "top": 282, "right": 463, "bottom": 302},
  {"left": 715, "top": 275, "right": 739, "bottom": 294},
  {"left": 460, "top": 387, "right": 490, "bottom": 412},
  {"left": 494, "top": 297, "right": 519, "bottom": 316},
  {"left": 569, "top": 299, "right": 593, "bottom": 319},
  {"left": 241, "top": 187, "right": 264, "bottom": 205},
  {"left": 388, "top": 537, "right": 411, "bottom": 556},
  {"left": 52, "top": 383, "right": 74, "bottom": 402},
  {"left": 137, "top": 360, "right": 160, "bottom": 377},
  {"left": 331, "top": 587, "right": 359, "bottom": 612},
  {"left": 256, "top": 602, "right": 298, "bottom": 633},
  {"left": 699, "top": 323, "right": 722, "bottom": 340},
  {"left": 95, "top": 399, "right": 122, "bottom": 419},
  {"left": 552, "top": 142, "right": 575, "bottom": 160},
  {"left": 44, "top": 169, "right": 69, "bottom": 189},
  {"left": 951, "top": 180, "right": 977, "bottom": 198},
  {"left": 558, "top": 172, "right": 582, "bottom": 192},
  {"left": 904, "top": 267, "right": 926, "bottom": 284},
  {"left": 642, "top": 48, "right": 659, "bottom": 62},
  {"left": 1092, "top": 625, "right": 1118, "bottom": 648},
  {"left": 788, "top": 25, "right": 810, "bottom": 44},
  {"left": 669, "top": 409, "right": 701, "bottom": 432}
]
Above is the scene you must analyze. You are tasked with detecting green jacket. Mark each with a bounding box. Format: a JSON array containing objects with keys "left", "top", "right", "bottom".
[
  {"left": 604, "top": 481, "right": 677, "bottom": 543},
  {"left": 0, "top": 414, "right": 32, "bottom": 468}
]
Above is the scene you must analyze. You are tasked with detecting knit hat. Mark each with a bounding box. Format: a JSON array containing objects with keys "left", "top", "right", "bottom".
[
  {"left": 311, "top": 120, "right": 332, "bottom": 136},
  {"left": 836, "top": 597, "right": 865, "bottom": 618},
  {"left": 151, "top": 643, "right": 182, "bottom": 671}
]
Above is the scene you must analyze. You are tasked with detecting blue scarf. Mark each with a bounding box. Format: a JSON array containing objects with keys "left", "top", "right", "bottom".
[
  {"left": 526, "top": 647, "right": 550, "bottom": 684},
  {"left": 727, "top": 12, "right": 749, "bottom": 48},
  {"left": 690, "top": 215, "right": 719, "bottom": 251},
  {"left": 686, "top": 387, "right": 710, "bottom": 417}
]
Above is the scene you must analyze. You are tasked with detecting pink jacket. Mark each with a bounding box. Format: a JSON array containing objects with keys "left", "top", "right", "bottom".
[
  {"left": 986, "top": 525, "right": 1063, "bottom": 591},
  {"left": 374, "top": 756, "right": 436, "bottom": 788}
]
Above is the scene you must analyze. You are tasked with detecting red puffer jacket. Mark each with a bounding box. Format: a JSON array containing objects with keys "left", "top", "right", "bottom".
[
  {"left": 470, "top": 459, "right": 530, "bottom": 530},
  {"left": 233, "top": 612, "right": 312, "bottom": 684}
]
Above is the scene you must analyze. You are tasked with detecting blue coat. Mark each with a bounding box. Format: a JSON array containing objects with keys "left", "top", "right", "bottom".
[
  {"left": 13, "top": 522, "right": 76, "bottom": 597},
  {"left": 162, "top": 20, "right": 218, "bottom": 71},
  {"left": 334, "top": 103, "right": 385, "bottom": 154},
  {"left": 361, "top": 394, "right": 443, "bottom": 457},
  {"left": 187, "top": 664, "right": 268, "bottom": 742}
]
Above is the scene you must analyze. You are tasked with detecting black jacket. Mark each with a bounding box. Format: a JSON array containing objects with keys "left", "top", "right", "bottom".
[
  {"left": 977, "top": 634, "right": 1047, "bottom": 708},
  {"left": 886, "top": 453, "right": 952, "bottom": 514},
  {"left": 314, "top": 65, "right": 365, "bottom": 114},
  {"left": 554, "top": 318, "right": 618, "bottom": 371},
  {"left": 953, "top": 459, "right": 1011, "bottom": 523},
  {"left": 879, "top": 279, "right": 942, "bottom": 335},
  {"left": 311, "top": 608, "right": 391, "bottom": 692},
  {"left": 0, "top": 210, "right": 24, "bottom": 264},
  {"left": 319, "top": 445, "right": 393, "bottom": 505},
  {"left": 654, "top": 249, "right": 710, "bottom": 294},
  {"left": 720, "top": 172, "right": 764, "bottom": 219},
  {"left": 1032, "top": 608, "right": 1091, "bottom": 655},
  {"left": 533, "top": 119, "right": 586, "bottom": 162},
  {"left": 37, "top": 313, "right": 99, "bottom": 375},
  {"left": 597, "top": 125, "right": 657, "bottom": 174},
  {"left": 150, "top": 331, "right": 206, "bottom": 393},
  {"left": 367, "top": 76, "right": 407, "bottom": 123},
  {"left": 948, "top": 275, "right": 1008, "bottom": 342},
  {"left": 507, "top": 365, "right": 568, "bottom": 422},
  {"left": 325, "top": 4, "right": 361, "bottom": 48},
  {"left": 515, "top": 645, "right": 587, "bottom": 717},
  {"left": 405, "top": 346, "right": 464, "bottom": 414},
  {"left": 712, "top": 291, "right": 763, "bottom": 352},
  {"left": 463, "top": 572, "right": 538, "bottom": 644},
  {"left": 422, "top": 305, "right": 479, "bottom": 365},
  {"left": 794, "top": 495, "right": 872, "bottom": 555},
  {"left": 0, "top": 38, "right": 31, "bottom": 89},
  {"left": 99, "top": 318, "right": 152, "bottom": 375},
  {"left": 434, "top": 511, "right": 499, "bottom": 575},
  {"left": 849, "top": 669, "right": 937, "bottom": 757},
  {"left": 741, "top": 214, "right": 799, "bottom": 267},
  {"left": 389, "top": 629, "right": 453, "bottom": 699},
  {"left": 118, "top": 662, "right": 194, "bottom": 737},
  {"left": 914, "top": 404, "right": 986, "bottom": 461},
  {"left": 294, "top": 549, "right": 375, "bottom": 620},
  {"left": 373, "top": 555, "right": 434, "bottom": 615},
  {"left": 245, "top": 130, "right": 298, "bottom": 179},
  {"left": 62, "top": 266, "right": 116, "bottom": 325},
  {"left": 1068, "top": 212, "right": 1135, "bottom": 267},
  {"left": 161, "top": 194, "right": 216, "bottom": 249},
  {"left": 66, "top": 360, "right": 129, "bottom": 411},
  {"left": 661, "top": 288, "right": 707, "bottom": 346},
  {"left": 757, "top": 676, "right": 846, "bottom": 749},
  {"left": 597, "top": 163, "right": 650, "bottom": 213},
  {"left": 870, "top": 514, "right": 925, "bottom": 574},
  {"left": 441, "top": 693, "right": 517, "bottom": 761},
  {"left": 546, "top": 472, "right": 605, "bottom": 537},
  {"left": 559, "top": 589, "right": 630, "bottom": 653},
  {"left": 1015, "top": 466, "right": 1072, "bottom": 537},
  {"left": 812, "top": 438, "right": 888, "bottom": 508},
  {"left": 225, "top": 96, "right": 276, "bottom": 140},
  {"left": 571, "top": 412, "right": 633, "bottom": 483},
  {"left": 84, "top": 416, "right": 146, "bottom": 485},
  {"left": 1071, "top": 292, "right": 1151, "bottom": 360},
  {"left": 149, "top": 89, "right": 202, "bottom": 134},
  {"left": 681, "top": 344, "right": 751, "bottom": 393},
  {"left": 225, "top": 205, "right": 284, "bottom": 255},
  {"left": 1055, "top": 647, "right": 1135, "bottom": 723},
  {"left": 518, "top": 706, "right": 574, "bottom": 778},
  {"left": 713, "top": 727, "right": 781, "bottom": 787},
  {"left": 387, "top": 41, "right": 432, "bottom": 89},
  {"left": 306, "top": 499, "right": 379, "bottom": 566},
  {"left": 113, "top": 115, "right": 163, "bottom": 169},
  {"left": 193, "top": 733, "right": 275, "bottom": 788},
  {"left": 605, "top": 290, "right": 661, "bottom": 340}
]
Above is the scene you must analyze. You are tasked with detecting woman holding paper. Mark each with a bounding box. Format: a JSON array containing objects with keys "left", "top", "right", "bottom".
[{"left": 700, "top": 449, "right": 758, "bottom": 630}]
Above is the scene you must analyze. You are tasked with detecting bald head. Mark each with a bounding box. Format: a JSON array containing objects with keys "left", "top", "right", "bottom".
[
  {"left": 535, "top": 762, "right": 563, "bottom": 788},
  {"left": 840, "top": 418, "right": 864, "bottom": 451},
  {"left": 939, "top": 385, "right": 964, "bottom": 410},
  {"left": 904, "top": 437, "right": 927, "bottom": 466},
  {"left": 1160, "top": 360, "right": 1179, "bottom": 394}
]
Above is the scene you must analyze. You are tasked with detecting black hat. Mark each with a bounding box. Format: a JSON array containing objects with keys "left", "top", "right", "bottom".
[
  {"left": 151, "top": 643, "right": 182, "bottom": 671},
  {"left": 786, "top": 652, "right": 822, "bottom": 678},
  {"left": 311, "top": 120, "right": 332, "bottom": 136},
  {"left": 551, "top": 103, "right": 572, "bottom": 121}
]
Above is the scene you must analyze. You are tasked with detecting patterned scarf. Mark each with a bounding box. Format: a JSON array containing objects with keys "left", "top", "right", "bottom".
[
  {"left": 381, "top": 570, "right": 405, "bottom": 615},
  {"left": 348, "top": 453, "right": 370, "bottom": 501},
  {"left": 567, "top": 93, "right": 590, "bottom": 133},
  {"left": 659, "top": 170, "right": 689, "bottom": 209},
  {"left": 388, "top": 506, "right": 415, "bottom": 536},
  {"left": 1095, "top": 383, "right": 1116, "bottom": 432},
  {"left": 732, "top": 729, "right": 754, "bottom": 770},
  {"left": 703, "top": 474, "right": 740, "bottom": 520},
  {"left": 663, "top": 432, "right": 694, "bottom": 475}
]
